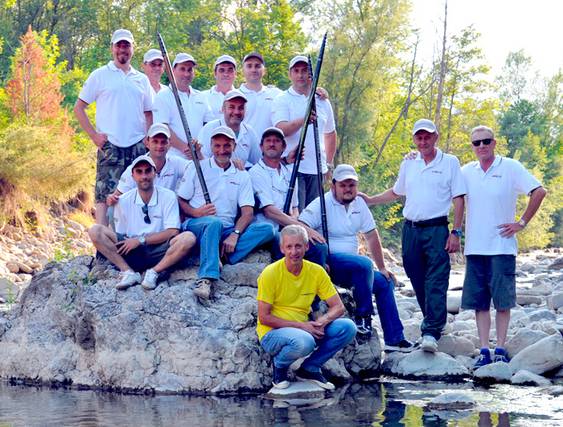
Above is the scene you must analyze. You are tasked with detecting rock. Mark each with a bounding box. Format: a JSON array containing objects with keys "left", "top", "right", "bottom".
[
  {"left": 390, "top": 350, "right": 469, "bottom": 380},
  {"left": 520, "top": 263, "right": 535, "bottom": 272},
  {"left": 505, "top": 328, "right": 549, "bottom": 358},
  {"left": 455, "top": 355, "right": 475, "bottom": 371},
  {"left": 447, "top": 294, "right": 461, "bottom": 314},
  {"left": 15, "top": 263, "right": 32, "bottom": 274},
  {"left": 544, "top": 385, "right": 563, "bottom": 397},
  {"left": 511, "top": 370, "right": 551, "bottom": 386},
  {"left": 516, "top": 294, "right": 542, "bottom": 306},
  {"left": 0, "top": 278, "right": 17, "bottom": 301},
  {"left": 6, "top": 262, "right": 19, "bottom": 274},
  {"left": 528, "top": 309, "right": 556, "bottom": 322},
  {"left": 266, "top": 381, "right": 326, "bottom": 399},
  {"left": 474, "top": 362, "right": 512, "bottom": 382},
  {"left": 437, "top": 335, "right": 475, "bottom": 357},
  {"left": 548, "top": 257, "right": 563, "bottom": 270},
  {"left": 509, "top": 333, "right": 563, "bottom": 374},
  {"left": 427, "top": 392, "right": 475, "bottom": 410},
  {"left": 450, "top": 320, "right": 476, "bottom": 333},
  {"left": 455, "top": 310, "right": 475, "bottom": 321},
  {"left": 0, "top": 257, "right": 375, "bottom": 394},
  {"left": 548, "top": 293, "right": 563, "bottom": 310}
]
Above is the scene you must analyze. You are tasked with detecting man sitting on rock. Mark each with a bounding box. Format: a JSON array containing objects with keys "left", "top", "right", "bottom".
[
  {"left": 89, "top": 155, "right": 196, "bottom": 290},
  {"left": 299, "top": 164, "right": 415, "bottom": 352},
  {"left": 257, "top": 224, "right": 357, "bottom": 390},
  {"left": 177, "top": 126, "right": 275, "bottom": 301}
]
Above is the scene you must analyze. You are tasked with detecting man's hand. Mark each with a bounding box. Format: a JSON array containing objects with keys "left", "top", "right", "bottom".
[
  {"left": 106, "top": 192, "right": 120, "bottom": 207},
  {"left": 404, "top": 150, "right": 417, "bottom": 160},
  {"left": 221, "top": 233, "right": 239, "bottom": 256},
  {"left": 316, "top": 87, "right": 329, "bottom": 100},
  {"left": 232, "top": 158, "right": 245, "bottom": 171},
  {"left": 445, "top": 234, "right": 461, "bottom": 253},
  {"left": 286, "top": 146, "right": 305, "bottom": 165},
  {"left": 306, "top": 227, "right": 326, "bottom": 244},
  {"left": 184, "top": 139, "right": 203, "bottom": 160},
  {"left": 300, "top": 321, "right": 325, "bottom": 339},
  {"left": 379, "top": 268, "right": 396, "bottom": 284},
  {"left": 308, "top": 109, "right": 317, "bottom": 124},
  {"left": 116, "top": 238, "right": 141, "bottom": 255},
  {"left": 92, "top": 132, "right": 108, "bottom": 149},
  {"left": 498, "top": 222, "right": 525, "bottom": 238},
  {"left": 193, "top": 203, "right": 217, "bottom": 217}
]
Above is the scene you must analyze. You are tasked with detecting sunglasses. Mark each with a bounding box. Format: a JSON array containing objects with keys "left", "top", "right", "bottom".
[
  {"left": 142, "top": 204, "right": 151, "bottom": 224},
  {"left": 471, "top": 138, "right": 493, "bottom": 147}
]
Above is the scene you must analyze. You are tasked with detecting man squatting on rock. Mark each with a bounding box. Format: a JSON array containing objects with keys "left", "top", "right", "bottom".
[
  {"left": 74, "top": 29, "right": 153, "bottom": 225},
  {"left": 299, "top": 164, "right": 415, "bottom": 352},
  {"left": 363, "top": 119, "right": 466, "bottom": 353},
  {"left": 257, "top": 224, "right": 357, "bottom": 390},
  {"left": 461, "top": 125, "right": 546, "bottom": 368},
  {"left": 88, "top": 148, "right": 196, "bottom": 291}
]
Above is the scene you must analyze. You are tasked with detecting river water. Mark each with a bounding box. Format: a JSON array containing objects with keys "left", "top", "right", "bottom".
[{"left": 1, "top": 379, "right": 561, "bottom": 426}]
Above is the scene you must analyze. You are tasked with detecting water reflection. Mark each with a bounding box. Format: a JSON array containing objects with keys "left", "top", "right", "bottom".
[{"left": 0, "top": 380, "right": 560, "bottom": 426}]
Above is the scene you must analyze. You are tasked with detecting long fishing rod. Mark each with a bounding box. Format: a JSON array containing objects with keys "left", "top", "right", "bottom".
[{"left": 156, "top": 32, "right": 211, "bottom": 204}]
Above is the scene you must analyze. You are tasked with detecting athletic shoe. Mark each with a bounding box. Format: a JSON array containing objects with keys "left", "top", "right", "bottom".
[
  {"left": 354, "top": 316, "right": 372, "bottom": 338},
  {"left": 420, "top": 335, "right": 438, "bottom": 353},
  {"left": 384, "top": 339, "right": 417, "bottom": 353},
  {"left": 295, "top": 367, "right": 335, "bottom": 391},
  {"left": 493, "top": 347, "right": 510, "bottom": 363},
  {"left": 193, "top": 278, "right": 213, "bottom": 300},
  {"left": 141, "top": 268, "right": 159, "bottom": 290},
  {"left": 272, "top": 366, "right": 290, "bottom": 389},
  {"left": 116, "top": 270, "right": 141, "bottom": 290},
  {"left": 474, "top": 348, "right": 492, "bottom": 368}
]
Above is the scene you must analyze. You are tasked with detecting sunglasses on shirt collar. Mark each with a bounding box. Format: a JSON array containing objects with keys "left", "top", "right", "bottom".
[
  {"left": 471, "top": 138, "right": 493, "bottom": 147},
  {"left": 142, "top": 204, "right": 151, "bottom": 224}
]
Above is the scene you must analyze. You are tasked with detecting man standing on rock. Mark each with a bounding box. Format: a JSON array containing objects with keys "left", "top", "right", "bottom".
[
  {"left": 361, "top": 119, "right": 466, "bottom": 353},
  {"left": 74, "top": 29, "right": 153, "bottom": 225},
  {"left": 257, "top": 224, "right": 356, "bottom": 390},
  {"left": 299, "top": 164, "right": 415, "bottom": 352},
  {"left": 177, "top": 126, "right": 275, "bottom": 301},
  {"left": 203, "top": 55, "right": 237, "bottom": 121},
  {"left": 461, "top": 125, "right": 546, "bottom": 368},
  {"left": 88, "top": 155, "right": 196, "bottom": 290}
]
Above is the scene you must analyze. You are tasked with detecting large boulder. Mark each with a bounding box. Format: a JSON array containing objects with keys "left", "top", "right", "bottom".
[
  {"left": 505, "top": 328, "right": 549, "bottom": 358},
  {"left": 473, "top": 362, "right": 512, "bottom": 383},
  {"left": 509, "top": 333, "right": 563, "bottom": 375},
  {"left": 0, "top": 255, "right": 380, "bottom": 394},
  {"left": 382, "top": 350, "right": 469, "bottom": 381}
]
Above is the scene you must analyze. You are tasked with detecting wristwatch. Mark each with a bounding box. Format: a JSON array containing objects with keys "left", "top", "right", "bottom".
[
  {"left": 451, "top": 228, "right": 463, "bottom": 237},
  {"left": 138, "top": 235, "right": 146, "bottom": 245},
  {"left": 518, "top": 218, "right": 527, "bottom": 228},
  {"left": 233, "top": 229, "right": 241, "bottom": 236}
]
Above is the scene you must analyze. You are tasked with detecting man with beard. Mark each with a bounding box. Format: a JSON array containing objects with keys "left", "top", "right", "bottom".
[
  {"left": 203, "top": 55, "right": 237, "bottom": 121},
  {"left": 299, "top": 165, "right": 415, "bottom": 351},
  {"left": 88, "top": 155, "right": 196, "bottom": 291},
  {"left": 198, "top": 89, "right": 261, "bottom": 168},
  {"left": 177, "top": 126, "right": 275, "bottom": 301},
  {"left": 142, "top": 49, "right": 166, "bottom": 95},
  {"left": 74, "top": 29, "right": 153, "bottom": 225},
  {"left": 272, "top": 56, "right": 337, "bottom": 211},
  {"left": 153, "top": 53, "right": 213, "bottom": 159}
]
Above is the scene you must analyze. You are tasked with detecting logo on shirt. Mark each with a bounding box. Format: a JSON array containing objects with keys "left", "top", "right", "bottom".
[
  {"left": 229, "top": 181, "right": 240, "bottom": 186},
  {"left": 491, "top": 174, "right": 502, "bottom": 178},
  {"left": 431, "top": 170, "right": 443, "bottom": 174},
  {"left": 351, "top": 211, "right": 361, "bottom": 215}
]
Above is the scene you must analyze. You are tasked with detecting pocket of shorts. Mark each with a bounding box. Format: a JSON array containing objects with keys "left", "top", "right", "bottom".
[{"left": 99, "top": 142, "right": 119, "bottom": 166}]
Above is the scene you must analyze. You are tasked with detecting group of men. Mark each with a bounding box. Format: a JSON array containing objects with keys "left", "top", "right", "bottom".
[{"left": 77, "top": 29, "right": 546, "bottom": 390}]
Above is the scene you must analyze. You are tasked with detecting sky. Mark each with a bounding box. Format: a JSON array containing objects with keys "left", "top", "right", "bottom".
[{"left": 410, "top": 0, "right": 563, "bottom": 78}]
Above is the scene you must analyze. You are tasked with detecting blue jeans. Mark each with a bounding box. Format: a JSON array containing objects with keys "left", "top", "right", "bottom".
[
  {"left": 270, "top": 230, "right": 328, "bottom": 267},
  {"left": 221, "top": 222, "right": 276, "bottom": 264},
  {"left": 328, "top": 252, "right": 405, "bottom": 345},
  {"left": 182, "top": 216, "right": 223, "bottom": 280},
  {"left": 260, "top": 318, "right": 356, "bottom": 370}
]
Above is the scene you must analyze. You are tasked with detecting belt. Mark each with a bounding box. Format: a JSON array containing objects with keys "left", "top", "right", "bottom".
[{"left": 404, "top": 216, "right": 448, "bottom": 228}]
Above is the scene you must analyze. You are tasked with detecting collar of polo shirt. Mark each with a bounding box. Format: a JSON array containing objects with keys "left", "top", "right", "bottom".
[{"left": 134, "top": 188, "right": 158, "bottom": 207}]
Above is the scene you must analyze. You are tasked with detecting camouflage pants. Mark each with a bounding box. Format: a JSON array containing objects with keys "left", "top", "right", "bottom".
[{"left": 95, "top": 140, "right": 147, "bottom": 203}]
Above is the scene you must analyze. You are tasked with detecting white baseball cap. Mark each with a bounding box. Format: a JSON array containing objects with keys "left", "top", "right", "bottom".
[
  {"left": 224, "top": 89, "right": 248, "bottom": 103},
  {"left": 211, "top": 126, "right": 236, "bottom": 140},
  {"left": 333, "top": 164, "right": 358, "bottom": 182},
  {"left": 412, "top": 119, "right": 437, "bottom": 135},
  {"left": 261, "top": 127, "right": 285, "bottom": 141},
  {"left": 289, "top": 55, "right": 308, "bottom": 69},
  {"left": 143, "top": 49, "right": 163, "bottom": 63},
  {"left": 173, "top": 52, "right": 197, "bottom": 67},
  {"left": 111, "top": 29, "right": 134, "bottom": 44},
  {"left": 130, "top": 155, "right": 156, "bottom": 170},
  {"left": 147, "top": 123, "right": 171, "bottom": 138},
  {"left": 214, "top": 54, "right": 237, "bottom": 69}
]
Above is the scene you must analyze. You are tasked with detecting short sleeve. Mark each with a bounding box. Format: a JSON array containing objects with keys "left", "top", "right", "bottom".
[
  {"left": 322, "top": 99, "right": 336, "bottom": 134},
  {"left": 449, "top": 156, "right": 467, "bottom": 198},
  {"left": 247, "top": 127, "right": 262, "bottom": 165},
  {"left": 299, "top": 197, "right": 322, "bottom": 229},
  {"left": 116, "top": 165, "right": 135, "bottom": 193},
  {"left": 78, "top": 70, "right": 100, "bottom": 104},
  {"left": 237, "top": 172, "right": 255, "bottom": 207},
  {"left": 176, "top": 164, "right": 196, "bottom": 201},
  {"left": 357, "top": 199, "right": 376, "bottom": 233},
  {"left": 392, "top": 161, "right": 407, "bottom": 196},
  {"left": 272, "top": 94, "right": 290, "bottom": 126},
  {"left": 142, "top": 76, "right": 154, "bottom": 112},
  {"left": 198, "top": 122, "right": 214, "bottom": 159},
  {"left": 153, "top": 89, "right": 172, "bottom": 124},
  {"left": 250, "top": 168, "right": 275, "bottom": 208},
  {"left": 315, "top": 267, "right": 337, "bottom": 301},
  {"left": 512, "top": 159, "right": 542, "bottom": 195},
  {"left": 114, "top": 200, "right": 127, "bottom": 235},
  {"left": 257, "top": 266, "right": 276, "bottom": 304},
  {"left": 161, "top": 190, "right": 181, "bottom": 230}
]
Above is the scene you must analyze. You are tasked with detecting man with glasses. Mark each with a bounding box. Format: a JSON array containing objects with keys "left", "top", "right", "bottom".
[
  {"left": 461, "top": 125, "right": 546, "bottom": 368},
  {"left": 142, "top": 49, "right": 166, "bottom": 94},
  {"left": 88, "top": 155, "right": 196, "bottom": 291},
  {"left": 361, "top": 119, "right": 466, "bottom": 353},
  {"left": 153, "top": 53, "right": 213, "bottom": 158}
]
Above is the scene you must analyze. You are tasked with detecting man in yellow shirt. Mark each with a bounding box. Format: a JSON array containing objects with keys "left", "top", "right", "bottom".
[{"left": 257, "top": 224, "right": 356, "bottom": 390}]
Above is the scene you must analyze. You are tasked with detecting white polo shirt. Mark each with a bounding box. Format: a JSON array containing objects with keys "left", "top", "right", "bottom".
[
  {"left": 116, "top": 154, "right": 190, "bottom": 194},
  {"left": 249, "top": 160, "right": 298, "bottom": 226},
  {"left": 198, "top": 119, "right": 261, "bottom": 167},
  {"left": 299, "top": 192, "right": 376, "bottom": 254},
  {"left": 176, "top": 158, "right": 255, "bottom": 227},
  {"left": 114, "top": 186, "right": 180, "bottom": 237},
  {"left": 78, "top": 61, "right": 153, "bottom": 148},
  {"left": 462, "top": 156, "right": 541, "bottom": 256},
  {"left": 272, "top": 87, "right": 336, "bottom": 175},
  {"left": 393, "top": 149, "right": 466, "bottom": 221},
  {"left": 239, "top": 83, "right": 283, "bottom": 138},
  {"left": 153, "top": 86, "right": 213, "bottom": 158},
  {"left": 202, "top": 85, "right": 234, "bottom": 121}
]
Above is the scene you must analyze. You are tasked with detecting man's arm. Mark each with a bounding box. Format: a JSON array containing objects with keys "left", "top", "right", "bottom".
[
  {"left": 116, "top": 228, "right": 179, "bottom": 255},
  {"left": 445, "top": 195, "right": 464, "bottom": 253},
  {"left": 314, "top": 294, "right": 345, "bottom": 328},
  {"left": 221, "top": 205, "right": 254, "bottom": 256},
  {"left": 364, "top": 228, "right": 393, "bottom": 280},
  {"left": 275, "top": 118, "right": 306, "bottom": 138},
  {"left": 178, "top": 197, "right": 216, "bottom": 218},
  {"left": 258, "top": 300, "right": 327, "bottom": 339},
  {"left": 324, "top": 130, "right": 337, "bottom": 165},
  {"left": 359, "top": 188, "right": 401, "bottom": 207},
  {"left": 144, "top": 111, "right": 153, "bottom": 131},
  {"left": 73, "top": 99, "right": 107, "bottom": 148},
  {"left": 499, "top": 186, "right": 547, "bottom": 237}
]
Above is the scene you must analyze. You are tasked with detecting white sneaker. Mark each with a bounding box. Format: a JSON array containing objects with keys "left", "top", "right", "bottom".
[
  {"left": 420, "top": 335, "right": 438, "bottom": 353},
  {"left": 141, "top": 268, "right": 159, "bottom": 290},
  {"left": 116, "top": 270, "right": 141, "bottom": 290}
]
